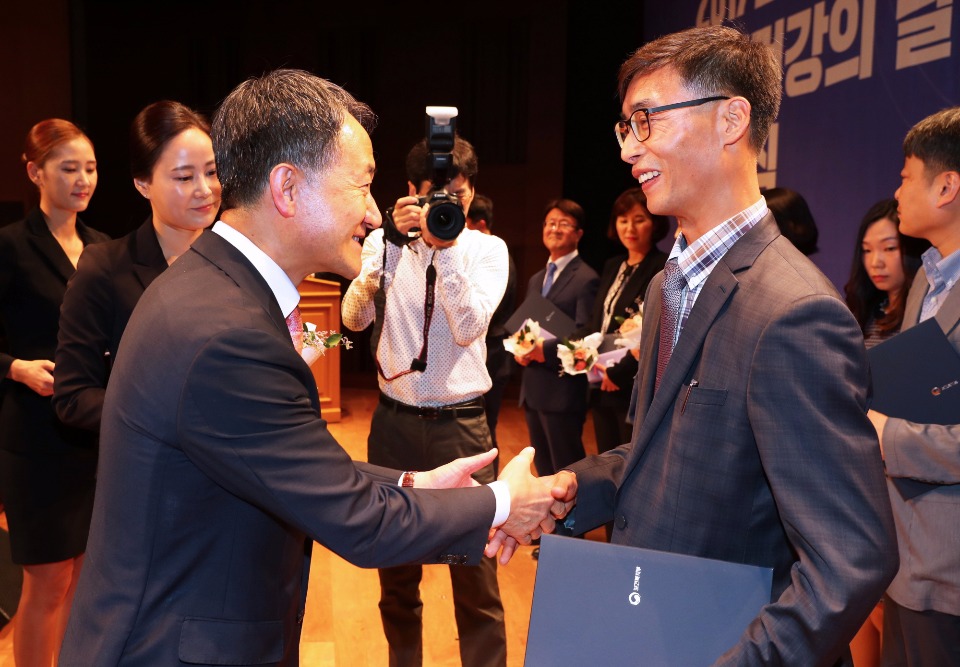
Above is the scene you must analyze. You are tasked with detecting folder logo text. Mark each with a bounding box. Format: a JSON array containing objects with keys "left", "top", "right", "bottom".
[
  {"left": 628, "top": 566, "right": 642, "bottom": 606},
  {"left": 931, "top": 379, "right": 958, "bottom": 397}
]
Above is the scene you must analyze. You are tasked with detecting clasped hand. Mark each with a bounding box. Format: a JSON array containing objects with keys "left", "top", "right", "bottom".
[
  {"left": 411, "top": 446, "right": 579, "bottom": 565},
  {"left": 485, "top": 448, "right": 578, "bottom": 564}
]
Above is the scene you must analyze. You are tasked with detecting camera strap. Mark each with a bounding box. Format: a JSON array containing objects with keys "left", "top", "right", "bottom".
[{"left": 374, "top": 244, "right": 437, "bottom": 381}]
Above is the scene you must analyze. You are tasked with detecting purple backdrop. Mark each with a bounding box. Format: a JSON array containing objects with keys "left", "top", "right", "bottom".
[{"left": 644, "top": 0, "right": 959, "bottom": 289}]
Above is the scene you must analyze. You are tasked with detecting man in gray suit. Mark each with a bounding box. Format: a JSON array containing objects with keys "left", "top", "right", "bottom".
[
  {"left": 869, "top": 107, "right": 960, "bottom": 666},
  {"left": 494, "top": 24, "right": 900, "bottom": 665}
]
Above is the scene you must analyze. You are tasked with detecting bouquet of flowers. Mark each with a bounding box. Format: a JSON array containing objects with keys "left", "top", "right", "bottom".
[
  {"left": 556, "top": 332, "right": 604, "bottom": 377},
  {"left": 503, "top": 318, "right": 543, "bottom": 356},
  {"left": 301, "top": 322, "right": 352, "bottom": 366},
  {"left": 613, "top": 305, "right": 644, "bottom": 350}
]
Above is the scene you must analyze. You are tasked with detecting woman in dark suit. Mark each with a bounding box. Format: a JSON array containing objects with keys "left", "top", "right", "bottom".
[
  {"left": 0, "top": 119, "right": 109, "bottom": 666},
  {"left": 584, "top": 188, "right": 668, "bottom": 455},
  {"left": 54, "top": 100, "right": 220, "bottom": 433}
]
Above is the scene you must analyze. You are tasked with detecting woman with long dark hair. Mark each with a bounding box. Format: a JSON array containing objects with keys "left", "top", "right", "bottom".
[
  {"left": 844, "top": 198, "right": 927, "bottom": 667},
  {"left": 844, "top": 199, "right": 927, "bottom": 348}
]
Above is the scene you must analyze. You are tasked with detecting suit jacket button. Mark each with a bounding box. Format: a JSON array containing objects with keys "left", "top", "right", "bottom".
[{"left": 616, "top": 515, "right": 628, "bottom": 530}]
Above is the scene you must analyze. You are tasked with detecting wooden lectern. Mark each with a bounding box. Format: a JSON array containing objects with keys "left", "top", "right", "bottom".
[{"left": 297, "top": 276, "right": 342, "bottom": 422}]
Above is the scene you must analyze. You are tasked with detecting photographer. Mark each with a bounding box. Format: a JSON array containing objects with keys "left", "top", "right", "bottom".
[{"left": 342, "top": 133, "right": 509, "bottom": 667}]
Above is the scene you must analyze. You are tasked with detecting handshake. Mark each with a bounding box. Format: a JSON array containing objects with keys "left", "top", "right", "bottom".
[{"left": 413, "top": 447, "right": 578, "bottom": 564}]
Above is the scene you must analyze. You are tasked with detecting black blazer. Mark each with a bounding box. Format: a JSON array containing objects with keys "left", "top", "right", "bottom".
[
  {"left": 577, "top": 250, "right": 667, "bottom": 400},
  {"left": 0, "top": 208, "right": 108, "bottom": 454},
  {"left": 61, "top": 230, "right": 497, "bottom": 665},
  {"left": 485, "top": 252, "right": 518, "bottom": 384},
  {"left": 53, "top": 218, "right": 167, "bottom": 432},
  {"left": 518, "top": 255, "right": 599, "bottom": 412}
]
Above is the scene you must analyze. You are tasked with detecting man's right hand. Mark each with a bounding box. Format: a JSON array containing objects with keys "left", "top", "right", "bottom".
[
  {"left": 8, "top": 359, "right": 55, "bottom": 396},
  {"left": 484, "top": 447, "right": 556, "bottom": 563},
  {"left": 486, "top": 468, "right": 579, "bottom": 564}
]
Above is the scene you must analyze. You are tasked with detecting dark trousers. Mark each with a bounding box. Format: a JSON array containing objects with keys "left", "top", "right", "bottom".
[
  {"left": 368, "top": 401, "right": 506, "bottom": 667},
  {"left": 483, "top": 374, "right": 509, "bottom": 476},
  {"left": 590, "top": 399, "right": 631, "bottom": 455},
  {"left": 882, "top": 594, "right": 960, "bottom": 666},
  {"left": 524, "top": 407, "right": 586, "bottom": 476}
]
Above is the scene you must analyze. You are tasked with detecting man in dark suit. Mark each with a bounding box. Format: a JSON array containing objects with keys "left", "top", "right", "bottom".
[
  {"left": 59, "top": 69, "right": 555, "bottom": 667},
  {"left": 869, "top": 107, "right": 960, "bottom": 666},
  {"left": 514, "top": 199, "right": 599, "bottom": 477},
  {"left": 499, "top": 25, "right": 899, "bottom": 665}
]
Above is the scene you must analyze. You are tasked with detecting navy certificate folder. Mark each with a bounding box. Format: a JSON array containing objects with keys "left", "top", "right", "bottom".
[
  {"left": 504, "top": 294, "right": 576, "bottom": 341},
  {"left": 524, "top": 535, "right": 772, "bottom": 667},
  {"left": 867, "top": 318, "right": 960, "bottom": 425}
]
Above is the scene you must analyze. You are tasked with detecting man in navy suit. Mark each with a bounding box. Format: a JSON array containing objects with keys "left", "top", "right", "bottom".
[
  {"left": 514, "top": 199, "right": 598, "bottom": 477},
  {"left": 497, "top": 25, "right": 899, "bottom": 665},
  {"left": 59, "top": 69, "right": 555, "bottom": 667}
]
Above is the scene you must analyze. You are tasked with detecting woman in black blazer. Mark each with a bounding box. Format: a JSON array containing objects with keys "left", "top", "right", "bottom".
[
  {"left": 581, "top": 188, "right": 668, "bottom": 455},
  {"left": 53, "top": 101, "right": 220, "bottom": 434},
  {"left": 0, "top": 119, "right": 109, "bottom": 666}
]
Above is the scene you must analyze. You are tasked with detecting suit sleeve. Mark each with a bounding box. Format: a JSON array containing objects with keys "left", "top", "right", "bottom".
[
  {"left": 718, "top": 295, "right": 898, "bottom": 666},
  {"left": 882, "top": 418, "right": 960, "bottom": 483},
  {"left": 178, "top": 327, "right": 497, "bottom": 568},
  {"left": 0, "top": 231, "right": 14, "bottom": 376},
  {"left": 53, "top": 244, "right": 114, "bottom": 431},
  {"left": 341, "top": 229, "right": 385, "bottom": 332}
]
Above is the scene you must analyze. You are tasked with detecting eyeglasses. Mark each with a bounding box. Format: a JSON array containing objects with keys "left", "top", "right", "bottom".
[
  {"left": 543, "top": 220, "right": 578, "bottom": 231},
  {"left": 614, "top": 96, "right": 730, "bottom": 147}
]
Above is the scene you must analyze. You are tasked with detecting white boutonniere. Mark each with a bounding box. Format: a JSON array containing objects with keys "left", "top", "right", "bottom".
[{"left": 301, "top": 322, "right": 352, "bottom": 366}]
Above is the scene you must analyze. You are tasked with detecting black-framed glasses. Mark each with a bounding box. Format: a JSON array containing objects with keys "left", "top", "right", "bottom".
[{"left": 614, "top": 96, "right": 730, "bottom": 147}]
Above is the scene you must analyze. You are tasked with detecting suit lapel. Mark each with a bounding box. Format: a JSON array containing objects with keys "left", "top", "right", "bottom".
[
  {"left": 625, "top": 215, "right": 778, "bottom": 475},
  {"left": 131, "top": 218, "right": 168, "bottom": 290},
  {"left": 189, "top": 230, "right": 288, "bottom": 337},
  {"left": 902, "top": 268, "right": 960, "bottom": 337},
  {"left": 934, "top": 279, "right": 960, "bottom": 336},
  {"left": 902, "top": 270, "right": 927, "bottom": 330},
  {"left": 613, "top": 251, "right": 664, "bottom": 315},
  {"left": 25, "top": 208, "right": 76, "bottom": 283},
  {"left": 547, "top": 256, "right": 581, "bottom": 298}
]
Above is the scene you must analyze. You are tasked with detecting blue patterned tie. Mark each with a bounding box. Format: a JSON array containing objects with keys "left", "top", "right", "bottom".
[
  {"left": 541, "top": 262, "right": 557, "bottom": 297},
  {"left": 655, "top": 259, "right": 685, "bottom": 391}
]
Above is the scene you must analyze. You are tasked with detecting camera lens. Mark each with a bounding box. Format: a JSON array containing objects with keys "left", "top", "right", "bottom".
[{"left": 426, "top": 197, "right": 465, "bottom": 241}]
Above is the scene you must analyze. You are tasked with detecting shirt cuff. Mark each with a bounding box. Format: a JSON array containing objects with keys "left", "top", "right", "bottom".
[{"left": 488, "top": 480, "right": 511, "bottom": 528}]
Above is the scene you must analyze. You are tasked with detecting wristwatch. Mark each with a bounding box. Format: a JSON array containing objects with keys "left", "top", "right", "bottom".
[{"left": 401, "top": 471, "right": 417, "bottom": 488}]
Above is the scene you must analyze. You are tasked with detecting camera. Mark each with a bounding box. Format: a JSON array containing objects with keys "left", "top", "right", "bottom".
[
  {"left": 382, "top": 106, "right": 466, "bottom": 245},
  {"left": 418, "top": 106, "right": 465, "bottom": 241}
]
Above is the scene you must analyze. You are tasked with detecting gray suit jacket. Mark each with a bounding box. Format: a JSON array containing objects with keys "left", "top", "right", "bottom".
[
  {"left": 568, "top": 214, "right": 898, "bottom": 666},
  {"left": 60, "top": 231, "right": 496, "bottom": 666},
  {"left": 883, "top": 268, "right": 960, "bottom": 616}
]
